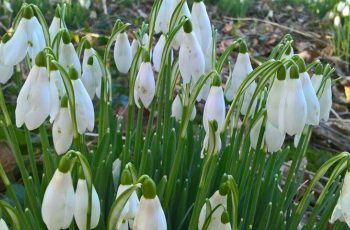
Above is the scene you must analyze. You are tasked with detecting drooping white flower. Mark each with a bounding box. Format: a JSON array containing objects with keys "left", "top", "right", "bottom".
[
  {"left": 133, "top": 178, "right": 167, "bottom": 230},
  {"left": 70, "top": 67, "right": 95, "bottom": 134},
  {"left": 42, "top": 158, "right": 75, "bottom": 230},
  {"left": 74, "top": 176, "right": 101, "bottom": 230},
  {"left": 114, "top": 32, "right": 132, "bottom": 74},
  {"left": 224, "top": 42, "right": 253, "bottom": 102},
  {"left": 153, "top": 35, "right": 166, "bottom": 72},
  {"left": 112, "top": 158, "right": 122, "bottom": 190},
  {"left": 265, "top": 120, "right": 285, "bottom": 152},
  {"left": 191, "top": 0, "right": 212, "bottom": 55},
  {"left": 49, "top": 9, "right": 61, "bottom": 42},
  {"left": 198, "top": 190, "right": 228, "bottom": 229},
  {"left": 334, "top": 15, "right": 341, "bottom": 26},
  {"left": 202, "top": 128, "right": 222, "bottom": 157},
  {"left": 330, "top": 171, "right": 350, "bottom": 227},
  {"left": 15, "top": 52, "right": 51, "bottom": 130},
  {"left": 319, "top": 78, "right": 332, "bottom": 122},
  {"left": 59, "top": 31, "right": 81, "bottom": 77},
  {"left": 116, "top": 185, "right": 140, "bottom": 229},
  {"left": 0, "top": 37, "right": 14, "bottom": 84},
  {"left": 179, "top": 20, "right": 205, "bottom": 85},
  {"left": 155, "top": 0, "right": 174, "bottom": 34},
  {"left": 49, "top": 70, "right": 60, "bottom": 123},
  {"left": 81, "top": 56, "right": 102, "bottom": 99},
  {"left": 250, "top": 116, "right": 265, "bottom": 150},
  {"left": 203, "top": 84, "right": 225, "bottom": 133},
  {"left": 52, "top": 96, "right": 73, "bottom": 155},
  {"left": 172, "top": 0, "right": 191, "bottom": 50},
  {"left": 50, "top": 68, "right": 65, "bottom": 97},
  {"left": 171, "top": 95, "right": 183, "bottom": 122},
  {"left": 134, "top": 59, "right": 155, "bottom": 109},
  {"left": 343, "top": 5, "right": 350, "bottom": 16},
  {"left": 0, "top": 219, "right": 9, "bottom": 230}
]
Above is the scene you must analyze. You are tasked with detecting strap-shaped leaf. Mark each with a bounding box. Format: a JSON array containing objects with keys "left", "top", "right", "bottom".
[{"left": 0, "top": 200, "right": 22, "bottom": 229}]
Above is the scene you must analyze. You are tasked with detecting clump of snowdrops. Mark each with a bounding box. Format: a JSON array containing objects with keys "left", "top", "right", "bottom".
[{"left": 0, "top": 1, "right": 348, "bottom": 230}]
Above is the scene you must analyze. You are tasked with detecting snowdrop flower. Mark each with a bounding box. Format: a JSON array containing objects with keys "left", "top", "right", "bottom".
[
  {"left": 282, "top": 65, "right": 307, "bottom": 136},
  {"left": 172, "top": 0, "right": 191, "bottom": 50},
  {"left": 203, "top": 77, "right": 225, "bottom": 133},
  {"left": 319, "top": 78, "right": 332, "bottom": 122},
  {"left": 0, "top": 35, "right": 14, "bottom": 84},
  {"left": 202, "top": 122, "right": 222, "bottom": 156},
  {"left": 171, "top": 94, "right": 196, "bottom": 122},
  {"left": 42, "top": 156, "right": 75, "bottom": 230},
  {"left": 294, "top": 57, "right": 320, "bottom": 125},
  {"left": 155, "top": 0, "right": 174, "bottom": 34},
  {"left": 70, "top": 67, "right": 95, "bottom": 134},
  {"left": 337, "top": 1, "right": 346, "bottom": 12},
  {"left": 0, "top": 219, "right": 9, "bottom": 230},
  {"left": 250, "top": 117, "right": 265, "bottom": 150},
  {"left": 334, "top": 15, "right": 341, "bottom": 27},
  {"left": 49, "top": 63, "right": 65, "bottom": 98},
  {"left": 15, "top": 51, "right": 51, "bottom": 130},
  {"left": 81, "top": 56, "right": 102, "bottom": 99},
  {"left": 153, "top": 35, "right": 166, "bottom": 72},
  {"left": 133, "top": 178, "right": 167, "bottom": 230},
  {"left": 52, "top": 96, "right": 73, "bottom": 155},
  {"left": 265, "top": 120, "right": 285, "bottom": 152},
  {"left": 74, "top": 168, "right": 101, "bottom": 230},
  {"left": 330, "top": 170, "right": 350, "bottom": 227},
  {"left": 116, "top": 169, "right": 140, "bottom": 229},
  {"left": 191, "top": 0, "right": 212, "bottom": 55},
  {"left": 225, "top": 42, "right": 253, "bottom": 102},
  {"left": 59, "top": 30, "right": 81, "bottom": 77},
  {"left": 343, "top": 5, "right": 350, "bottom": 16},
  {"left": 198, "top": 188, "right": 228, "bottom": 229},
  {"left": 134, "top": 54, "right": 155, "bottom": 109},
  {"left": 3, "top": 6, "right": 45, "bottom": 65},
  {"left": 179, "top": 20, "right": 205, "bottom": 86},
  {"left": 114, "top": 32, "right": 132, "bottom": 74},
  {"left": 49, "top": 7, "right": 62, "bottom": 43},
  {"left": 112, "top": 158, "right": 122, "bottom": 190},
  {"left": 131, "top": 34, "right": 149, "bottom": 68},
  {"left": 79, "top": 0, "right": 91, "bottom": 9}
]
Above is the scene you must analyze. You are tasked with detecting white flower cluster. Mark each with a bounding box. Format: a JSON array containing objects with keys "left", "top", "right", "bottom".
[{"left": 328, "top": 0, "right": 350, "bottom": 26}]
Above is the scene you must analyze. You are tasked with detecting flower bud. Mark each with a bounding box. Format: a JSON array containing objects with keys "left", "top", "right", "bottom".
[
  {"left": 114, "top": 32, "right": 132, "bottom": 74},
  {"left": 134, "top": 61, "right": 155, "bottom": 109}
]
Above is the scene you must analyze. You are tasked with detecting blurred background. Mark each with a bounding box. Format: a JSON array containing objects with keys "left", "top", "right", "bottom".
[{"left": 0, "top": 0, "right": 349, "bottom": 196}]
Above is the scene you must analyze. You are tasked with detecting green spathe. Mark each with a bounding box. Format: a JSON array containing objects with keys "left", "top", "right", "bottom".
[
  {"left": 142, "top": 178, "right": 157, "bottom": 199},
  {"left": 183, "top": 20, "right": 193, "bottom": 33},
  {"left": 35, "top": 51, "right": 47, "bottom": 67},
  {"left": 69, "top": 66, "right": 79, "bottom": 80},
  {"left": 290, "top": 65, "right": 299, "bottom": 79},
  {"left": 58, "top": 155, "right": 71, "bottom": 173},
  {"left": 120, "top": 169, "right": 132, "bottom": 185},
  {"left": 62, "top": 30, "right": 71, "bottom": 44},
  {"left": 22, "top": 6, "right": 34, "bottom": 19}
]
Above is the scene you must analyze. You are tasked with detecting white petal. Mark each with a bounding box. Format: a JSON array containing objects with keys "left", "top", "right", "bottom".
[
  {"left": 267, "top": 79, "right": 286, "bottom": 129},
  {"left": 0, "top": 63, "right": 14, "bottom": 84},
  {"left": 191, "top": 1, "right": 212, "bottom": 53},
  {"left": 265, "top": 121, "right": 285, "bottom": 152},
  {"left": 153, "top": 35, "right": 166, "bottom": 72},
  {"left": 81, "top": 65, "right": 97, "bottom": 99},
  {"left": 42, "top": 170, "right": 75, "bottom": 230},
  {"left": 49, "top": 16, "right": 61, "bottom": 42},
  {"left": 52, "top": 108, "right": 73, "bottom": 155},
  {"left": 49, "top": 76, "right": 60, "bottom": 122},
  {"left": 250, "top": 117, "right": 264, "bottom": 150},
  {"left": 171, "top": 95, "right": 183, "bottom": 122},
  {"left": 203, "top": 86, "right": 225, "bottom": 133},
  {"left": 155, "top": 0, "right": 174, "bottom": 34},
  {"left": 300, "top": 72, "right": 320, "bottom": 125},
  {"left": 59, "top": 42, "right": 81, "bottom": 77},
  {"left": 0, "top": 219, "right": 9, "bottom": 230},
  {"left": 113, "top": 33, "right": 132, "bottom": 74},
  {"left": 198, "top": 191, "right": 227, "bottom": 229},
  {"left": 51, "top": 70, "right": 66, "bottom": 97},
  {"left": 172, "top": 1, "right": 191, "bottom": 50},
  {"left": 319, "top": 78, "right": 332, "bottom": 122},
  {"left": 135, "top": 62, "right": 155, "bottom": 109}
]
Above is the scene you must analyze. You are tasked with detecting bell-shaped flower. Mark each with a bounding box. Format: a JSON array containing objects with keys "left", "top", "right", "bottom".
[
  {"left": 112, "top": 158, "right": 122, "bottom": 190},
  {"left": 52, "top": 96, "right": 73, "bottom": 155},
  {"left": 74, "top": 169, "right": 101, "bottom": 230},
  {"left": 153, "top": 35, "right": 166, "bottom": 72},
  {"left": 49, "top": 69, "right": 60, "bottom": 123},
  {"left": 171, "top": 94, "right": 196, "bottom": 122},
  {"left": 0, "top": 219, "right": 9, "bottom": 230},
  {"left": 250, "top": 116, "right": 265, "bottom": 150},
  {"left": 0, "top": 36, "right": 14, "bottom": 84},
  {"left": 203, "top": 78, "right": 225, "bottom": 133},
  {"left": 59, "top": 30, "right": 81, "bottom": 77},
  {"left": 116, "top": 169, "right": 140, "bottom": 229},
  {"left": 179, "top": 20, "right": 205, "bottom": 86},
  {"left": 319, "top": 78, "right": 332, "bottom": 122},
  {"left": 81, "top": 56, "right": 102, "bottom": 99},
  {"left": 191, "top": 0, "right": 212, "bottom": 55},
  {"left": 198, "top": 188, "right": 228, "bottom": 229},
  {"left": 114, "top": 32, "right": 132, "bottom": 74},
  {"left": 172, "top": 0, "right": 191, "bottom": 50},
  {"left": 155, "top": 0, "right": 174, "bottom": 34},
  {"left": 134, "top": 55, "right": 155, "bottom": 109},
  {"left": 49, "top": 8, "right": 62, "bottom": 42},
  {"left": 133, "top": 178, "right": 167, "bottom": 230},
  {"left": 265, "top": 120, "right": 285, "bottom": 152},
  {"left": 70, "top": 67, "right": 95, "bottom": 134},
  {"left": 201, "top": 121, "right": 222, "bottom": 157},
  {"left": 50, "top": 64, "right": 66, "bottom": 98},
  {"left": 15, "top": 52, "right": 51, "bottom": 130},
  {"left": 330, "top": 170, "right": 350, "bottom": 227},
  {"left": 282, "top": 66, "right": 307, "bottom": 136},
  {"left": 225, "top": 42, "right": 252, "bottom": 102},
  {"left": 42, "top": 157, "right": 75, "bottom": 230}
]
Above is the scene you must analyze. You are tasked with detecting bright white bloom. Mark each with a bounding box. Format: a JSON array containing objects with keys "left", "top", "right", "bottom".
[
  {"left": 191, "top": 0, "right": 212, "bottom": 54},
  {"left": 81, "top": 56, "right": 102, "bottom": 99},
  {"left": 319, "top": 78, "right": 332, "bottom": 122},
  {"left": 343, "top": 5, "right": 350, "bottom": 16},
  {"left": 153, "top": 35, "right": 166, "bottom": 72},
  {"left": 16, "top": 56, "right": 51, "bottom": 130},
  {"left": 267, "top": 77, "right": 287, "bottom": 131},
  {"left": 330, "top": 171, "right": 350, "bottom": 227},
  {"left": 250, "top": 117, "right": 265, "bottom": 150},
  {"left": 334, "top": 15, "right": 341, "bottom": 26},
  {"left": 59, "top": 32, "right": 81, "bottom": 77},
  {"left": 337, "top": 1, "right": 346, "bottom": 12},
  {"left": 172, "top": 0, "right": 191, "bottom": 50},
  {"left": 299, "top": 71, "right": 320, "bottom": 125},
  {"left": 114, "top": 32, "right": 132, "bottom": 74},
  {"left": 0, "top": 40, "right": 14, "bottom": 84},
  {"left": 52, "top": 99, "right": 73, "bottom": 155},
  {"left": 74, "top": 179, "right": 101, "bottom": 230},
  {"left": 171, "top": 95, "right": 196, "bottom": 121},
  {"left": 134, "top": 61, "right": 155, "bottom": 109},
  {"left": 50, "top": 69, "right": 65, "bottom": 97},
  {"left": 203, "top": 85, "right": 225, "bottom": 133},
  {"left": 42, "top": 166, "right": 75, "bottom": 230},
  {"left": 116, "top": 184, "right": 140, "bottom": 229},
  {"left": 0, "top": 219, "right": 9, "bottom": 230},
  {"left": 49, "top": 16, "right": 61, "bottom": 42},
  {"left": 72, "top": 78, "right": 95, "bottom": 134},
  {"left": 155, "top": 0, "right": 174, "bottom": 34},
  {"left": 133, "top": 196, "right": 166, "bottom": 230},
  {"left": 179, "top": 22, "right": 205, "bottom": 85},
  {"left": 79, "top": 0, "right": 91, "bottom": 9},
  {"left": 49, "top": 71, "right": 60, "bottom": 123},
  {"left": 202, "top": 129, "right": 221, "bottom": 157},
  {"left": 112, "top": 158, "right": 122, "bottom": 190},
  {"left": 198, "top": 191, "right": 227, "bottom": 229},
  {"left": 265, "top": 120, "right": 285, "bottom": 152}
]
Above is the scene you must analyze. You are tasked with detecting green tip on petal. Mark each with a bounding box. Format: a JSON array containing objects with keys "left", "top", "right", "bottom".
[
  {"left": 35, "top": 51, "right": 47, "bottom": 67},
  {"left": 55, "top": 6, "right": 61, "bottom": 18},
  {"left": 84, "top": 40, "right": 92, "bottom": 49},
  {"left": 62, "top": 30, "right": 71, "bottom": 44},
  {"left": 49, "top": 61, "right": 58, "bottom": 71},
  {"left": 219, "top": 182, "right": 229, "bottom": 196},
  {"left": 58, "top": 155, "right": 71, "bottom": 173},
  {"left": 78, "top": 166, "right": 85, "bottom": 179},
  {"left": 221, "top": 211, "right": 230, "bottom": 224},
  {"left": 239, "top": 41, "right": 248, "bottom": 54},
  {"left": 22, "top": 6, "right": 34, "bottom": 19},
  {"left": 183, "top": 20, "right": 192, "bottom": 33},
  {"left": 290, "top": 65, "right": 299, "bottom": 79},
  {"left": 209, "top": 120, "right": 218, "bottom": 132},
  {"left": 142, "top": 50, "right": 151, "bottom": 62},
  {"left": 323, "top": 64, "right": 331, "bottom": 75},
  {"left": 87, "top": 56, "right": 94, "bottom": 65},
  {"left": 1, "top": 34, "right": 10, "bottom": 44},
  {"left": 292, "top": 55, "right": 306, "bottom": 73},
  {"left": 120, "top": 169, "right": 133, "bottom": 185},
  {"left": 277, "top": 65, "right": 286, "bottom": 80},
  {"left": 315, "top": 63, "right": 323, "bottom": 75},
  {"left": 142, "top": 177, "right": 157, "bottom": 199},
  {"left": 69, "top": 66, "right": 79, "bottom": 80},
  {"left": 60, "top": 95, "right": 68, "bottom": 108},
  {"left": 211, "top": 74, "right": 221, "bottom": 87}
]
